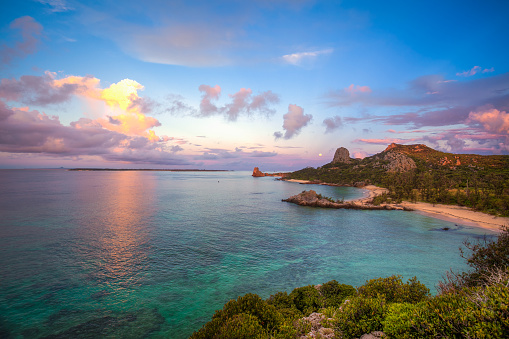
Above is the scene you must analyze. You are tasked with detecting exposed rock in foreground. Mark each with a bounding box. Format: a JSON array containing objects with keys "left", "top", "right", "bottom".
[
  {"left": 283, "top": 190, "right": 412, "bottom": 211},
  {"left": 298, "top": 312, "right": 335, "bottom": 339}
]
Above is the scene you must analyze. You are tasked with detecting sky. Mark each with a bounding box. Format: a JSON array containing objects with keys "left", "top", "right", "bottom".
[{"left": 1, "top": 0, "right": 508, "bottom": 170}]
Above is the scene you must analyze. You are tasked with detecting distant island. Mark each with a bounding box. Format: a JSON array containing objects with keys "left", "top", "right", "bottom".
[{"left": 69, "top": 168, "right": 230, "bottom": 172}]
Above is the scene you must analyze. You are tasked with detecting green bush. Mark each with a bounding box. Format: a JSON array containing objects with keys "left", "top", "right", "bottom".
[
  {"left": 357, "top": 275, "right": 430, "bottom": 303},
  {"left": 214, "top": 313, "right": 267, "bottom": 339},
  {"left": 460, "top": 225, "right": 509, "bottom": 287},
  {"left": 266, "top": 291, "right": 295, "bottom": 310},
  {"left": 289, "top": 285, "right": 321, "bottom": 315},
  {"left": 190, "top": 293, "right": 283, "bottom": 338},
  {"left": 382, "top": 302, "right": 421, "bottom": 338},
  {"left": 319, "top": 280, "right": 356, "bottom": 308},
  {"left": 333, "top": 295, "right": 388, "bottom": 338},
  {"left": 392, "top": 284, "right": 509, "bottom": 338}
]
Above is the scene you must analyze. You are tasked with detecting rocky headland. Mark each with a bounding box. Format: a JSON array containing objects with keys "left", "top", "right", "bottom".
[
  {"left": 282, "top": 189, "right": 413, "bottom": 211},
  {"left": 252, "top": 167, "right": 290, "bottom": 178},
  {"left": 282, "top": 144, "right": 509, "bottom": 231}
]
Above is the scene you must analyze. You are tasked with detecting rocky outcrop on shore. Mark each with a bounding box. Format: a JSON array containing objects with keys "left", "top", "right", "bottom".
[
  {"left": 282, "top": 190, "right": 412, "bottom": 211},
  {"left": 252, "top": 167, "right": 265, "bottom": 177},
  {"left": 252, "top": 167, "right": 290, "bottom": 178}
]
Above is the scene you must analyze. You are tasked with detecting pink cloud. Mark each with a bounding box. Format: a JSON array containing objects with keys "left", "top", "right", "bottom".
[
  {"left": 0, "top": 101, "right": 192, "bottom": 165},
  {"left": 468, "top": 108, "right": 509, "bottom": 134},
  {"left": 224, "top": 88, "right": 253, "bottom": 121},
  {"left": 456, "top": 66, "right": 495, "bottom": 77},
  {"left": 197, "top": 85, "right": 279, "bottom": 120},
  {"left": 345, "top": 84, "right": 372, "bottom": 94},
  {"left": 274, "top": 104, "right": 312, "bottom": 140},
  {"left": 1, "top": 73, "right": 165, "bottom": 141},
  {"left": 198, "top": 84, "right": 221, "bottom": 116},
  {"left": 351, "top": 151, "right": 368, "bottom": 159},
  {"left": 1, "top": 16, "right": 43, "bottom": 65},
  {"left": 354, "top": 137, "right": 416, "bottom": 145}
]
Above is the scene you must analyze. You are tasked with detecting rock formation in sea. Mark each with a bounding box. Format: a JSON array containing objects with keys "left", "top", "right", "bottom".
[
  {"left": 332, "top": 147, "right": 352, "bottom": 164},
  {"left": 252, "top": 167, "right": 265, "bottom": 177},
  {"left": 282, "top": 190, "right": 412, "bottom": 211},
  {"left": 252, "top": 167, "right": 290, "bottom": 178}
]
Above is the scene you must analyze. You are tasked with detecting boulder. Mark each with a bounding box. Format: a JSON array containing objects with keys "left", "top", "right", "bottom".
[{"left": 332, "top": 147, "right": 351, "bottom": 164}]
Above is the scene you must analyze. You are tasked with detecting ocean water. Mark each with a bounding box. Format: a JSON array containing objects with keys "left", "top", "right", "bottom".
[{"left": 0, "top": 170, "right": 496, "bottom": 338}]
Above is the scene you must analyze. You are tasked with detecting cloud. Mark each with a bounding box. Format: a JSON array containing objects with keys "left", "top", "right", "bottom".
[
  {"left": 354, "top": 138, "right": 417, "bottom": 145},
  {"left": 468, "top": 107, "right": 509, "bottom": 134},
  {"left": 327, "top": 73, "right": 509, "bottom": 110},
  {"left": 345, "top": 84, "right": 372, "bottom": 94},
  {"left": 197, "top": 85, "right": 279, "bottom": 121},
  {"left": 456, "top": 66, "right": 495, "bottom": 77},
  {"left": 198, "top": 84, "right": 221, "bottom": 116},
  {"left": 327, "top": 72, "right": 509, "bottom": 130},
  {"left": 195, "top": 147, "right": 277, "bottom": 160},
  {"left": 165, "top": 94, "right": 197, "bottom": 116},
  {"left": 35, "top": 0, "right": 73, "bottom": 12},
  {"left": 127, "top": 24, "right": 236, "bottom": 67},
  {"left": 323, "top": 115, "right": 343, "bottom": 133},
  {"left": 1, "top": 16, "right": 43, "bottom": 65},
  {"left": 274, "top": 104, "right": 312, "bottom": 139},
  {"left": 1, "top": 72, "right": 164, "bottom": 141},
  {"left": 0, "top": 101, "right": 191, "bottom": 165},
  {"left": 281, "top": 48, "right": 333, "bottom": 66}
]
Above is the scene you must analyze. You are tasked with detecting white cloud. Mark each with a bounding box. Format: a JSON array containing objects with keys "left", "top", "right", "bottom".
[{"left": 281, "top": 49, "right": 333, "bottom": 66}]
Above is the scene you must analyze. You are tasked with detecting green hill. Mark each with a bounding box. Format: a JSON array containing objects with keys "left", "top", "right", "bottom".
[{"left": 287, "top": 143, "right": 509, "bottom": 216}]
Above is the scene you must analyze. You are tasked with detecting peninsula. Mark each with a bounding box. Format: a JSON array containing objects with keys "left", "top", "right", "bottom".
[{"left": 280, "top": 143, "right": 509, "bottom": 231}]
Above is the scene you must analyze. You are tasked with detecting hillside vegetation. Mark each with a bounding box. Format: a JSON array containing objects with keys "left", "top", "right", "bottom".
[
  {"left": 288, "top": 144, "right": 509, "bottom": 216},
  {"left": 191, "top": 226, "right": 509, "bottom": 338}
]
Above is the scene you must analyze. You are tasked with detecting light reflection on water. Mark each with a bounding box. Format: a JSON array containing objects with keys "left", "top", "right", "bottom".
[{"left": 0, "top": 170, "right": 496, "bottom": 338}]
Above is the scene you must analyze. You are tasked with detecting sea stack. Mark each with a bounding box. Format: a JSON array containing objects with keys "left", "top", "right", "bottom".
[
  {"left": 252, "top": 167, "right": 265, "bottom": 177},
  {"left": 332, "top": 147, "right": 352, "bottom": 164}
]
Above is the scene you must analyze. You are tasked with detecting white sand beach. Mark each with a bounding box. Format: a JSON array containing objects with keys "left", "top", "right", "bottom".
[{"left": 283, "top": 179, "right": 507, "bottom": 232}]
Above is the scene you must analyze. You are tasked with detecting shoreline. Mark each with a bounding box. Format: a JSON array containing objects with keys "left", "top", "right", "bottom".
[{"left": 282, "top": 179, "right": 507, "bottom": 233}]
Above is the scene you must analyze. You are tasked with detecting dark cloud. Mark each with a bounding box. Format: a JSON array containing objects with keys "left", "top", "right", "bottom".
[{"left": 323, "top": 115, "right": 343, "bottom": 133}]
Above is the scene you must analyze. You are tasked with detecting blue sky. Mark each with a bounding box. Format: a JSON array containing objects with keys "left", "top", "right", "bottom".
[{"left": 1, "top": 0, "right": 508, "bottom": 169}]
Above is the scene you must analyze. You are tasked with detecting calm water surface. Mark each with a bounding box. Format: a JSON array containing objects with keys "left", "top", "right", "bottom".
[{"left": 0, "top": 170, "right": 495, "bottom": 338}]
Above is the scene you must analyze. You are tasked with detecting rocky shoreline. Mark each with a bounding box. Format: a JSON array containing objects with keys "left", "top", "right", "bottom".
[{"left": 282, "top": 190, "right": 414, "bottom": 211}]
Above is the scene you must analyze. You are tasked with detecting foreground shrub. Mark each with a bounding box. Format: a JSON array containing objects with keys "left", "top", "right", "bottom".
[
  {"left": 190, "top": 293, "right": 284, "bottom": 338},
  {"left": 319, "top": 280, "right": 356, "bottom": 308},
  {"left": 357, "top": 275, "right": 430, "bottom": 303},
  {"left": 289, "top": 285, "right": 321, "bottom": 315},
  {"left": 460, "top": 225, "right": 509, "bottom": 287},
  {"left": 382, "top": 302, "right": 421, "bottom": 338},
  {"left": 333, "top": 295, "right": 388, "bottom": 338},
  {"left": 384, "top": 284, "right": 509, "bottom": 338}
]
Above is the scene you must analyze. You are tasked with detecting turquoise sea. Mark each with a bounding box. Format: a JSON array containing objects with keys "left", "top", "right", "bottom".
[{"left": 0, "top": 170, "right": 496, "bottom": 338}]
